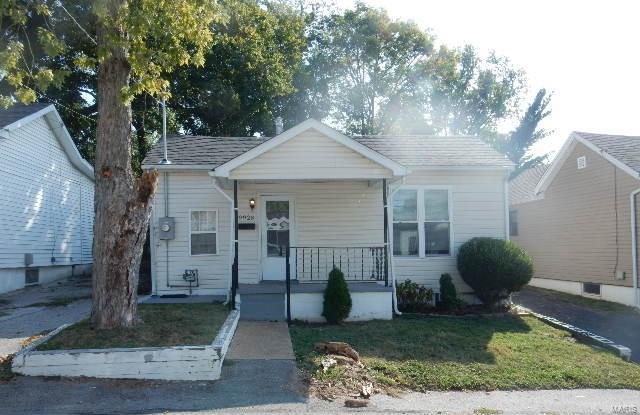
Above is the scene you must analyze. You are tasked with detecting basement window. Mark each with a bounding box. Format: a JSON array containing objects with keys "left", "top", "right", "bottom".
[
  {"left": 583, "top": 282, "right": 601, "bottom": 296},
  {"left": 25, "top": 268, "right": 39, "bottom": 285}
]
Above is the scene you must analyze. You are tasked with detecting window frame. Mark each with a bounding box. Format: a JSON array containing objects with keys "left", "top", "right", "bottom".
[
  {"left": 391, "top": 189, "right": 419, "bottom": 257},
  {"left": 189, "top": 208, "right": 219, "bottom": 256},
  {"left": 509, "top": 209, "right": 518, "bottom": 237},
  {"left": 392, "top": 186, "right": 453, "bottom": 258}
]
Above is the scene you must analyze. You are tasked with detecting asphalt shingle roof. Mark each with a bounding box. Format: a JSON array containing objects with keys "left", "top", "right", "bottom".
[
  {"left": 143, "top": 131, "right": 513, "bottom": 169},
  {"left": 0, "top": 103, "right": 52, "bottom": 129},
  {"left": 143, "top": 135, "right": 268, "bottom": 167},
  {"left": 353, "top": 135, "right": 513, "bottom": 168},
  {"left": 509, "top": 164, "right": 548, "bottom": 205},
  {"left": 575, "top": 131, "right": 640, "bottom": 174}
]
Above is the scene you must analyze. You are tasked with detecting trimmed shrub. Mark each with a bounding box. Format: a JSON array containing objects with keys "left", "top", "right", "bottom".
[
  {"left": 322, "top": 267, "right": 352, "bottom": 324},
  {"left": 457, "top": 237, "right": 533, "bottom": 307},
  {"left": 438, "top": 273, "right": 463, "bottom": 311},
  {"left": 396, "top": 279, "right": 434, "bottom": 312}
]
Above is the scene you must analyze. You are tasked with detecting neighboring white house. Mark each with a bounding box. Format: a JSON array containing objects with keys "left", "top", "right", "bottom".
[
  {"left": 142, "top": 119, "right": 512, "bottom": 321},
  {"left": 0, "top": 103, "right": 94, "bottom": 294}
]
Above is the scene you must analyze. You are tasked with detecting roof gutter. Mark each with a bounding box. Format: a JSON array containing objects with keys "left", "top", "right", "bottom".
[{"left": 631, "top": 188, "right": 640, "bottom": 308}]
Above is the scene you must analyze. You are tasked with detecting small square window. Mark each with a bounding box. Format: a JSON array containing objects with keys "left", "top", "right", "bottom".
[
  {"left": 577, "top": 156, "right": 586, "bottom": 169},
  {"left": 583, "top": 282, "right": 601, "bottom": 296}
]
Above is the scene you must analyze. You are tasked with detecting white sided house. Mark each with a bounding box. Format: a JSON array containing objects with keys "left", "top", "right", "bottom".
[
  {"left": 142, "top": 119, "right": 513, "bottom": 321},
  {"left": 0, "top": 104, "right": 94, "bottom": 294}
]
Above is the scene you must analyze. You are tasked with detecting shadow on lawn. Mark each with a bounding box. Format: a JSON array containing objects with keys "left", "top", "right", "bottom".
[{"left": 290, "top": 314, "right": 532, "bottom": 365}]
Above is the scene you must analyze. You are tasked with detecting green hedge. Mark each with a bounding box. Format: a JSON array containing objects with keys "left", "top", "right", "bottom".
[{"left": 457, "top": 237, "right": 533, "bottom": 306}]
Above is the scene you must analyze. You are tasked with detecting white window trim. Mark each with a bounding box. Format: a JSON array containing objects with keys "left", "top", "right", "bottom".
[
  {"left": 189, "top": 208, "right": 219, "bottom": 256},
  {"left": 392, "top": 185, "right": 454, "bottom": 259}
]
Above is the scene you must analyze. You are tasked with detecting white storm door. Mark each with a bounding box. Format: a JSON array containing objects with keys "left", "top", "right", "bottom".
[{"left": 261, "top": 197, "right": 294, "bottom": 280}]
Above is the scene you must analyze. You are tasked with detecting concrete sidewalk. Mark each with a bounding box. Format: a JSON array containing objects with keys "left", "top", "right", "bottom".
[
  {"left": 0, "top": 277, "right": 92, "bottom": 359},
  {"left": 227, "top": 321, "right": 295, "bottom": 360},
  {"left": 0, "top": 375, "right": 638, "bottom": 414}
]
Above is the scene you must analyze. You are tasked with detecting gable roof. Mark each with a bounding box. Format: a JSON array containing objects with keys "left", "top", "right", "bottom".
[
  {"left": 509, "top": 164, "right": 548, "bottom": 205},
  {"left": 0, "top": 102, "right": 52, "bottom": 129},
  {"left": 535, "top": 131, "right": 640, "bottom": 194},
  {"left": 143, "top": 120, "right": 513, "bottom": 173},
  {"left": 0, "top": 103, "right": 94, "bottom": 180},
  {"left": 212, "top": 119, "right": 407, "bottom": 177}
]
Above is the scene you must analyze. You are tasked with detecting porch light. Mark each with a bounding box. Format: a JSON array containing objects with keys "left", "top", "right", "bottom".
[{"left": 249, "top": 198, "right": 256, "bottom": 210}]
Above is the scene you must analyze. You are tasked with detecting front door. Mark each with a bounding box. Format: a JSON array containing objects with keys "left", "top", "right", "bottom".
[{"left": 262, "top": 197, "right": 293, "bottom": 280}]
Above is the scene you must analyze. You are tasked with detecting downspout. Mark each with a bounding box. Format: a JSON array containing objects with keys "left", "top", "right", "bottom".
[
  {"left": 210, "top": 174, "right": 234, "bottom": 305},
  {"left": 631, "top": 188, "right": 640, "bottom": 308},
  {"left": 387, "top": 178, "right": 405, "bottom": 315}
]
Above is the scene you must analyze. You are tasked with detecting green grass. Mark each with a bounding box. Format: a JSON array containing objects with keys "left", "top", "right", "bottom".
[
  {"left": 27, "top": 295, "right": 91, "bottom": 308},
  {"left": 290, "top": 315, "right": 640, "bottom": 391},
  {"left": 38, "top": 303, "right": 228, "bottom": 350},
  {"left": 524, "top": 286, "right": 638, "bottom": 313}
]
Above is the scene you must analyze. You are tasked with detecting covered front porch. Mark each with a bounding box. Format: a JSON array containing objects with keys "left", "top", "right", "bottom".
[{"left": 208, "top": 120, "right": 406, "bottom": 322}]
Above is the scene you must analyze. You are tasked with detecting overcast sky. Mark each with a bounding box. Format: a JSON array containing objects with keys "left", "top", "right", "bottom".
[{"left": 356, "top": 0, "right": 639, "bottom": 158}]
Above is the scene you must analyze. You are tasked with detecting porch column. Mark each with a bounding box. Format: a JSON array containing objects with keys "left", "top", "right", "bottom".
[
  {"left": 232, "top": 180, "right": 239, "bottom": 309},
  {"left": 382, "top": 178, "right": 389, "bottom": 286}
]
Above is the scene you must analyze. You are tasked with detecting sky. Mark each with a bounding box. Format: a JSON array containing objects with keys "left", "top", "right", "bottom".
[{"left": 354, "top": 0, "right": 640, "bottom": 158}]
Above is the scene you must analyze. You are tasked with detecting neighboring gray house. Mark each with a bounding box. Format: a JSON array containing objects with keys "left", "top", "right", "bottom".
[
  {"left": 0, "top": 104, "right": 94, "bottom": 294},
  {"left": 510, "top": 132, "right": 640, "bottom": 307},
  {"left": 142, "top": 119, "right": 513, "bottom": 321}
]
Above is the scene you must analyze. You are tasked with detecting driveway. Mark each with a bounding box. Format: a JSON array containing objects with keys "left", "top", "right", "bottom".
[
  {"left": 0, "top": 277, "right": 92, "bottom": 359},
  {"left": 513, "top": 286, "right": 640, "bottom": 363}
]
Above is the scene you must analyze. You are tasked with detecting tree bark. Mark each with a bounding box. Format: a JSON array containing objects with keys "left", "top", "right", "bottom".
[{"left": 92, "top": 0, "right": 158, "bottom": 329}]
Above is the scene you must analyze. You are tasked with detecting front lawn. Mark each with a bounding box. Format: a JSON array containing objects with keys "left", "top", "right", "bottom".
[
  {"left": 290, "top": 315, "right": 640, "bottom": 392},
  {"left": 38, "top": 303, "right": 228, "bottom": 350}
]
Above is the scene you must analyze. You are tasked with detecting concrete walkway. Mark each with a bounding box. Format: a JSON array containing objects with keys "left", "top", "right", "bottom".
[
  {"left": 0, "top": 278, "right": 91, "bottom": 359},
  {"left": 514, "top": 286, "right": 640, "bottom": 363},
  {"left": 227, "top": 321, "right": 295, "bottom": 360}
]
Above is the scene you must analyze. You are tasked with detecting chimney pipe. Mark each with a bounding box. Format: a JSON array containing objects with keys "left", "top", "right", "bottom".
[
  {"left": 160, "top": 99, "right": 171, "bottom": 164},
  {"left": 275, "top": 117, "right": 283, "bottom": 135}
]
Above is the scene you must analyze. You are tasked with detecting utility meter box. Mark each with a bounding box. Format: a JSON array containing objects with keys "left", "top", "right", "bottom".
[{"left": 158, "top": 217, "right": 175, "bottom": 240}]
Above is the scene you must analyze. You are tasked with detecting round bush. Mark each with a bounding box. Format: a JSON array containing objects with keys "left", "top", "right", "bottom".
[
  {"left": 322, "top": 267, "right": 352, "bottom": 324},
  {"left": 457, "top": 237, "right": 533, "bottom": 306}
]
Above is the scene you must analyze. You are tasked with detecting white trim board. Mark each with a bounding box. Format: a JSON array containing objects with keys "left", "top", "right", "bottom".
[
  {"left": 212, "top": 119, "right": 407, "bottom": 178},
  {"left": 535, "top": 132, "right": 640, "bottom": 195}
]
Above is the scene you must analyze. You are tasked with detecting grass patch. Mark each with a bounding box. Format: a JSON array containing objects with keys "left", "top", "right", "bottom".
[
  {"left": 27, "top": 295, "right": 91, "bottom": 308},
  {"left": 524, "top": 286, "right": 637, "bottom": 313},
  {"left": 38, "top": 303, "right": 228, "bottom": 350},
  {"left": 290, "top": 315, "right": 640, "bottom": 392},
  {"left": 0, "top": 356, "right": 14, "bottom": 381}
]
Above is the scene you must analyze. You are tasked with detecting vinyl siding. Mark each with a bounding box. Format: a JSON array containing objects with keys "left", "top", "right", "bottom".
[
  {"left": 511, "top": 142, "right": 639, "bottom": 287},
  {"left": 229, "top": 129, "right": 393, "bottom": 180},
  {"left": 392, "top": 170, "right": 508, "bottom": 293},
  {"left": 0, "top": 117, "right": 94, "bottom": 269},
  {"left": 151, "top": 169, "right": 508, "bottom": 295},
  {"left": 152, "top": 172, "right": 232, "bottom": 294}
]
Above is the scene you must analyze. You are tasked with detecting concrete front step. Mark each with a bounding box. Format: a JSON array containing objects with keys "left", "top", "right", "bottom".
[{"left": 239, "top": 293, "right": 285, "bottom": 321}]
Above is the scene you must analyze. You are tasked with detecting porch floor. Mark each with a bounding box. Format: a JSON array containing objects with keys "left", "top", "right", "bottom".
[{"left": 237, "top": 281, "right": 391, "bottom": 322}]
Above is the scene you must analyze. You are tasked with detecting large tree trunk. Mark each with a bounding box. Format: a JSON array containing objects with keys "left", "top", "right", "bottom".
[{"left": 92, "top": 0, "right": 158, "bottom": 329}]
